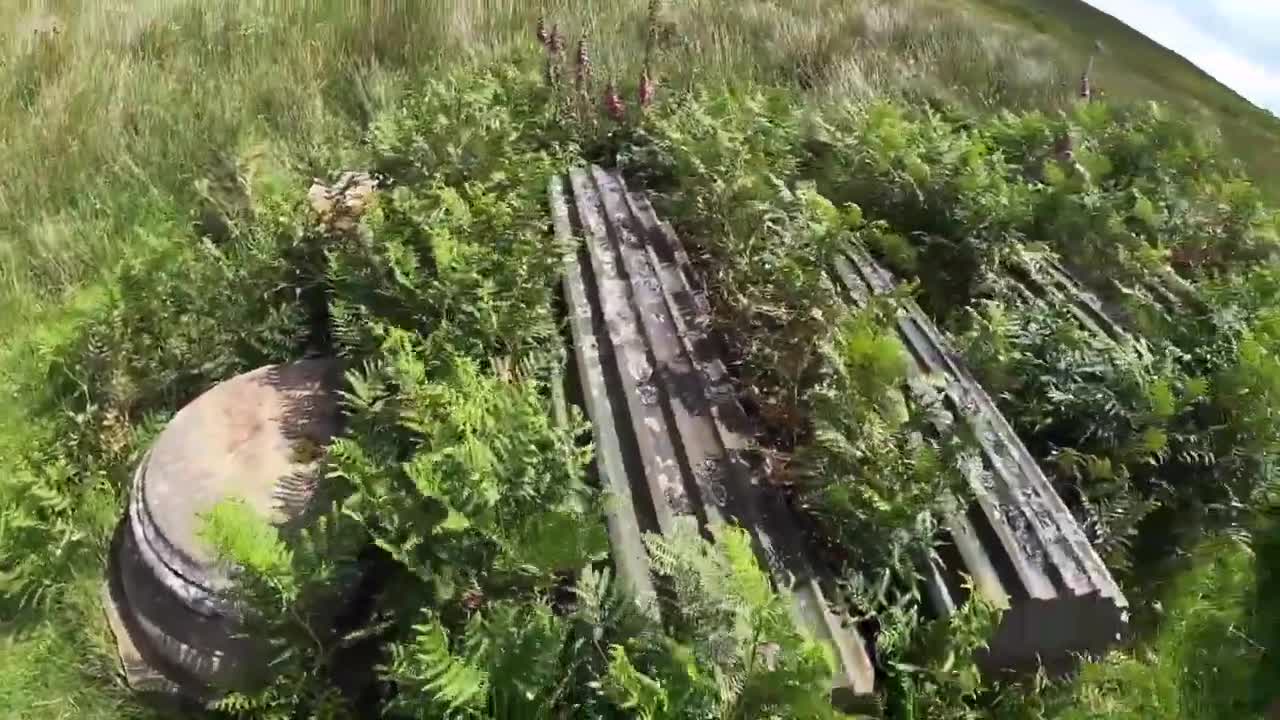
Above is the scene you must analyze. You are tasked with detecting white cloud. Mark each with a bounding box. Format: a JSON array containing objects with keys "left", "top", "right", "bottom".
[
  {"left": 1083, "top": 0, "right": 1280, "bottom": 114},
  {"left": 1197, "top": 49, "right": 1280, "bottom": 112},
  {"left": 1208, "top": 0, "right": 1280, "bottom": 27}
]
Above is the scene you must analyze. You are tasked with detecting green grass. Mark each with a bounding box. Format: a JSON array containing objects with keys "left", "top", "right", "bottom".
[
  {"left": 7, "top": 0, "right": 1276, "bottom": 330},
  {"left": 1, "top": 1, "right": 1279, "bottom": 718},
  {"left": 0, "top": 575, "right": 172, "bottom": 720},
  {"left": 1021, "top": 525, "right": 1280, "bottom": 720}
]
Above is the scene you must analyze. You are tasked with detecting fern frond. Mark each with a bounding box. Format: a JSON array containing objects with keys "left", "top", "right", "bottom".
[{"left": 386, "top": 615, "right": 489, "bottom": 715}]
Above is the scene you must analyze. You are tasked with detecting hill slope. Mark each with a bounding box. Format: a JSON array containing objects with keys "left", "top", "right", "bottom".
[{"left": 975, "top": 0, "right": 1280, "bottom": 192}]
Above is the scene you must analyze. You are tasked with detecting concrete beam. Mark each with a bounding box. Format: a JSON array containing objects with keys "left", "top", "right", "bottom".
[
  {"left": 832, "top": 248, "right": 1129, "bottom": 675},
  {"left": 551, "top": 167, "right": 877, "bottom": 710}
]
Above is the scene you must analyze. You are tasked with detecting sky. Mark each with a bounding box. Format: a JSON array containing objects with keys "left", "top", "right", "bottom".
[{"left": 1082, "top": 0, "right": 1280, "bottom": 115}]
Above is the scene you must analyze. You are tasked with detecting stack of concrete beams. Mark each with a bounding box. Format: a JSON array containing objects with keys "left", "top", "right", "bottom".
[
  {"left": 103, "top": 358, "right": 349, "bottom": 700},
  {"left": 549, "top": 166, "right": 877, "bottom": 710},
  {"left": 1141, "top": 265, "right": 1205, "bottom": 317},
  {"left": 1031, "top": 251, "right": 1205, "bottom": 330},
  {"left": 831, "top": 247, "right": 1129, "bottom": 674},
  {"left": 1008, "top": 250, "right": 1146, "bottom": 351}
]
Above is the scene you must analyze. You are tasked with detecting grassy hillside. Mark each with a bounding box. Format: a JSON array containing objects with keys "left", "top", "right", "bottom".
[
  {"left": 3, "top": 0, "right": 1275, "bottom": 324},
  {"left": 1, "top": 1, "right": 1278, "bottom": 719},
  {"left": 975, "top": 0, "right": 1280, "bottom": 194}
]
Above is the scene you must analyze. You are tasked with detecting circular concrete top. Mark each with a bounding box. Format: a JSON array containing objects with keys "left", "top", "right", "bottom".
[{"left": 138, "top": 358, "right": 343, "bottom": 586}]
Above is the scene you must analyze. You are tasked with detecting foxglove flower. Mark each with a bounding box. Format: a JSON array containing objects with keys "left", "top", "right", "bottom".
[
  {"left": 604, "top": 81, "right": 625, "bottom": 121},
  {"left": 639, "top": 68, "right": 656, "bottom": 108}
]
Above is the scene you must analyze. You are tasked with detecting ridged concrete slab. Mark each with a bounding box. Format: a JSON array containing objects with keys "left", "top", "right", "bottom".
[
  {"left": 551, "top": 168, "right": 877, "bottom": 710},
  {"left": 832, "top": 247, "right": 1128, "bottom": 674},
  {"left": 1009, "top": 249, "right": 1153, "bottom": 362}
]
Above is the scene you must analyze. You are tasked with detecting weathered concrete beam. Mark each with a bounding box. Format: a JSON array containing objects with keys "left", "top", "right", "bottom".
[
  {"left": 550, "top": 167, "right": 876, "bottom": 709},
  {"left": 550, "top": 175, "right": 660, "bottom": 613},
  {"left": 1010, "top": 252, "right": 1123, "bottom": 344},
  {"left": 1149, "top": 265, "right": 1205, "bottom": 314},
  {"left": 619, "top": 183, "right": 876, "bottom": 710},
  {"left": 832, "top": 247, "right": 1128, "bottom": 675},
  {"left": 1008, "top": 249, "right": 1154, "bottom": 362},
  {"left": 1043, "top": 252, "right": 1205, "bottom": 332}
]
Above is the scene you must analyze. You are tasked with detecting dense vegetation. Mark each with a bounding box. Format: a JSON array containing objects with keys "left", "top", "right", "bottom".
[
  {"left": 3, "top": 2, "right": 1280, "bottom": 719},
  {"left": 620, "top": 78, "right": 1280, "bottom": 717}
]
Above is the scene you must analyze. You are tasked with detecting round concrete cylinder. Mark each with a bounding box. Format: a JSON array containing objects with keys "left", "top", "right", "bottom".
[{"left": 105, "top": 358, "right": 347, "bottom": 697}]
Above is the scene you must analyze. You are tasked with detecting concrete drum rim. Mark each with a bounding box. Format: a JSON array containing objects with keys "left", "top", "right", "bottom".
[{"left": 135, "top": 359, "right": 342, "bottom": 593}]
